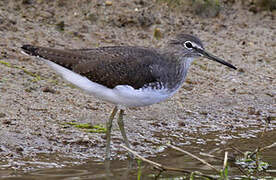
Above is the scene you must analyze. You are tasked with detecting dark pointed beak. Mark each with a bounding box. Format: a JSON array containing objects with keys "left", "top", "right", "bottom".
[{"left": 195, "top": 48, "right": 237, "bottom": 70}]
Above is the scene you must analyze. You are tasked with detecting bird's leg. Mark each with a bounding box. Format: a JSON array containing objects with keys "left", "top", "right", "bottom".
[
  {"left": 117, "top": 109, "right": 135, "bottom": 159},
  {"left": 117, "top": 109, "right": 131, "bottom": 148},
  {"left": 105, "top": 106, "right": 118, "bottom": 160}
]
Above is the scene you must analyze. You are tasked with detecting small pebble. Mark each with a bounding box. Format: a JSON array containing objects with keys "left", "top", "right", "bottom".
[
  {"left": 42, "top": 87, "right": 56, "bottom": 94},
  {"left": 83, "top": 135, "right": 90, "bottom": 142},
  {"left": 0, "top": 112, "right": 6, "bottom": 118},
  {"left": 105, "top": 1, "right": 112, "bottom": 6}
]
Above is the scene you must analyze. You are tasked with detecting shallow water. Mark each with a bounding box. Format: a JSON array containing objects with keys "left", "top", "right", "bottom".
[{"left": 1, "top": 129, "right": 275, "bottom": 180}]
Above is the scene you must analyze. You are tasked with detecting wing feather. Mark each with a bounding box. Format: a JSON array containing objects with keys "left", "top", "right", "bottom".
[{"left": 22, "top": 45, "right": 165, "bottom": 89}]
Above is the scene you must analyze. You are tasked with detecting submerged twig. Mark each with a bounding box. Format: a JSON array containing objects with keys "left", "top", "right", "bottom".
[
  {"left": 167, "top": 144, "right": 220, "bottom": 173},
  {"left": 249, "top": 142, "right": 276, "bottom": 158},
  {"left": 121, "top": 145, "right": 216, "bottom": 180},
  {"left": 259, "top": 142, "right": 276, "bottom": 152},
  {"left": 201, "top": 151, "right": 248, "bottom": 177},
  {"left": 121, "top": 145, "right": 163, "bottom": 171},
  {"left": 200, "top": 152, "right": 223, "bottom": 161},
  {"left": 230, "top": 145, "right": 244, "bottom": 155}
]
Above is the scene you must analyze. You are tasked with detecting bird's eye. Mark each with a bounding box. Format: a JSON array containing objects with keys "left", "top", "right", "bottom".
[{"left": 184, "top": 41, "right": 193, "bottom": 49}]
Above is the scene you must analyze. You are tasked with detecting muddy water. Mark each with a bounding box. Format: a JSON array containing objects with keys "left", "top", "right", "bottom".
[{"left": 1, "top": 129, "right": 275, "bottom": 179}]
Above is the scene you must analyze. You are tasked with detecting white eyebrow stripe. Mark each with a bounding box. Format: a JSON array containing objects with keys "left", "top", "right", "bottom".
[{"left": 191, "top": 41, "right": 203, "bottom": 50}]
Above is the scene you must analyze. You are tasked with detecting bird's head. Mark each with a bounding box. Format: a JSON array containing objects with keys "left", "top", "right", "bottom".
[{"left": 169, "top": 34, "right": 237, "bottom": 70}]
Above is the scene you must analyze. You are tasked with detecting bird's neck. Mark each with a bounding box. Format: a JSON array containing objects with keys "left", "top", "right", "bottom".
[
  {"left": 175, "top": 56, "right": 194, "bottom": 88},
  {"left": 159, "top": 50, "right": 194, "bottom": 92}
]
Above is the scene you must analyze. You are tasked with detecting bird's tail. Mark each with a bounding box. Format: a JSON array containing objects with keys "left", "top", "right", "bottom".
[{"left": 21, "top": 45, "right": 39, "bottom": 56}]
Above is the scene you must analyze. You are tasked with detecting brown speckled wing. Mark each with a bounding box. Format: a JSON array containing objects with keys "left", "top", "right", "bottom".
[
  {"left": 21, "top": 45, "right": 163, "bottom": 89},
  {"left": 72, "top": 46, "right": 163, "bottom": 89}
]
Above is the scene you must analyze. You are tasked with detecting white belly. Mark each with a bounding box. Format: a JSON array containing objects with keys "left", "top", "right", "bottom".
[{"left": 45, "top": 60, "right": 177, "bottom": 107}]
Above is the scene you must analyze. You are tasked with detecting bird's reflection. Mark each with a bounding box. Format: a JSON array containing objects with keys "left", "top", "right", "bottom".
[{"left": 105, "top": 158, "right": 136, "bottom": 180}]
